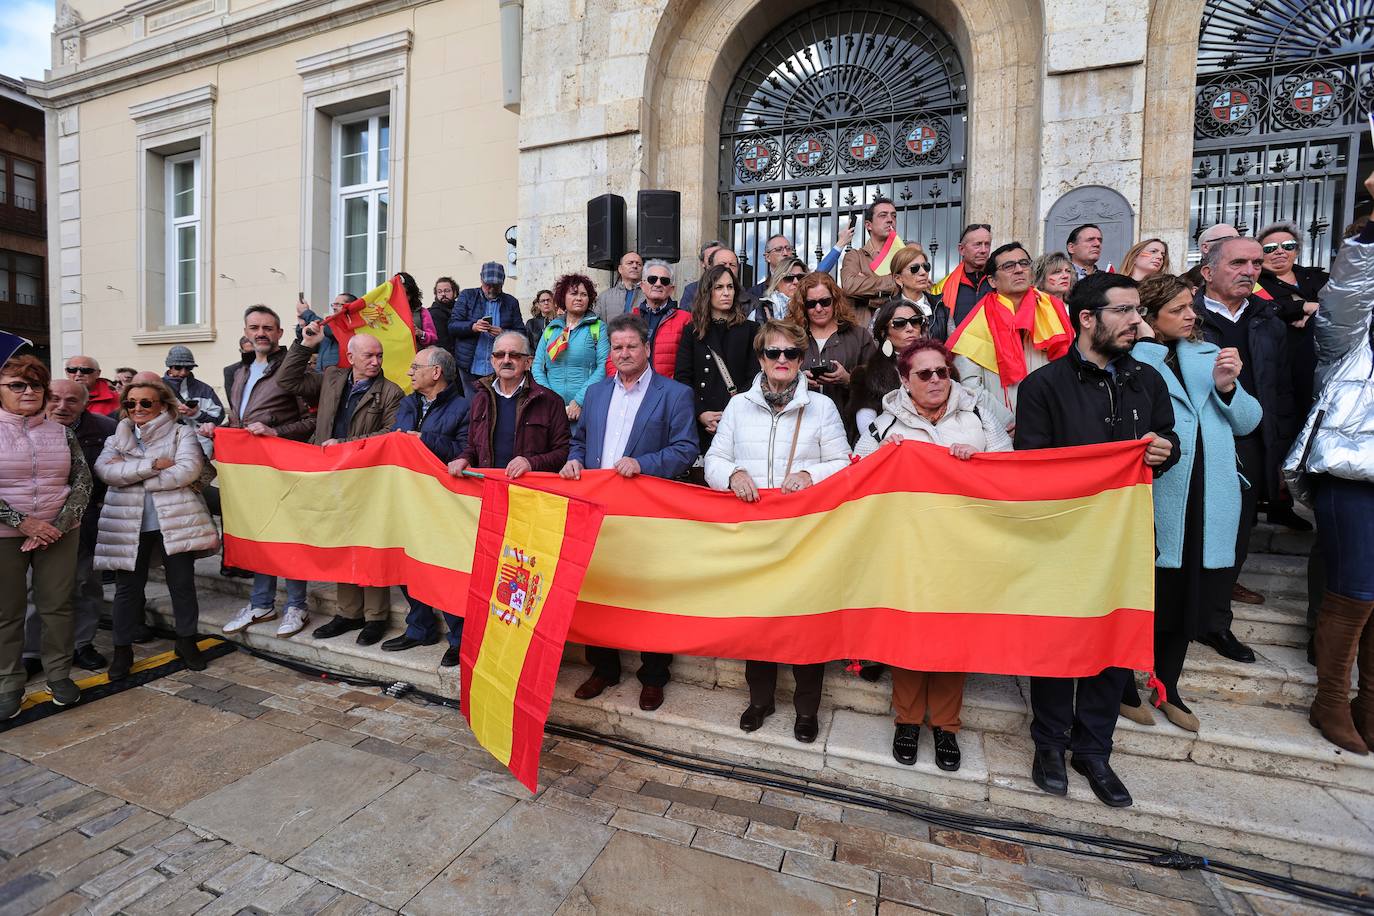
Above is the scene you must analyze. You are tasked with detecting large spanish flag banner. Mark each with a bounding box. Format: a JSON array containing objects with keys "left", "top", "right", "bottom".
[
  {"left": 460, "top": 479, "right": 604, "bottom": 790},
  {"left": 323, "top": 275, "right": 417, "bottom": 394},
  {"left": 217, "top": 430, "right": 1155, "bottom": 681}
]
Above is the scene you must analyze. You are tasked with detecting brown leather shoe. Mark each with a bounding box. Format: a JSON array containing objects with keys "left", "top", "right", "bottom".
[
  {"left": 639, "top": 685, "right": 665, "bottom": 711},
  {"left": 574, "top": 674, "right": 616, "bottom": 700},
  {"left": 1310, "top": 591, "right": 1373, "bottom": 755},
  {"left": 1232, "top": 582, "right": 1266, "bottom": 605}
]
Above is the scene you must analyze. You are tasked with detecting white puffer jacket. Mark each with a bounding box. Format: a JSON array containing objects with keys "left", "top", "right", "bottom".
[
  {"left": 94, "top": 412, "right": 219, "bottom": 570},
  {"left": 853, "top": 382, "right": 1014, "bottom": 457},
  {"left": 704, "top": 377, "right": 852, "bottom": 489}
]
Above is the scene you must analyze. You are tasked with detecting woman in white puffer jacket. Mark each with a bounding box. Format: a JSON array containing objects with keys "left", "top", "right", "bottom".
[
  {"left": 705, "top": 319, "right": 851, "bottom": 745},
  {"left": 95, "top": 380, "right": 219, "bottom": 679}
]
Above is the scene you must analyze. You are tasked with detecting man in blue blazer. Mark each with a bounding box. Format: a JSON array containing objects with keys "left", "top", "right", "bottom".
[{"left": 560, "top": 313, "right": 699, "bottom": 711}]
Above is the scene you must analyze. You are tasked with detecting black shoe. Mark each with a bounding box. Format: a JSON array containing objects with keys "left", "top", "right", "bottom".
[
  {"left": 440, "top": 646, "right": 461, "bottom": 668},
  {"left": 1032, "top": 748, "right": 1068, "bottom": 796},
  {"left": 1266, "top": 505, "right": 1313, "bottom": 532},
  {"left": 793, "top": 714, "right": 819, "bottom": 744},
  {"left": 932, "top": 727, "right": 961, "bottom": 771},
  {"left": 72, "top": 644, "right": 107, "bottom": 671},
  {"left": 1071, "top": 756, "right": 1133, "bottom": 807},
  {"left": 108, "top": 646, "right": 134, "bottom": 681},
  {"left": 892, "top": 724, "right": 919, "bottom": 765},
  {"left": 131, "top": 624, "right": 156, "bottom": 645},
  {"left": 1200, "top": 629, "right": 1255, "bottom": 663},
  {"left": 22, "top": 657, "right": 42, "bottom": 679},
  {"left": 739, "top": 704, "right": 774, "bottom": 732},
  {"left": 311, "top": 615, "right": 366, "bottom": 640},
  {"left": 48, "top": 678, "right": 80, "bottom": 707},
  {"left": 356, "top": 621, "right": 388, "bottom": 646},
  {"left": 858, "top": 663, "right": 885, "bottom": 682},
  {"left": 381, "top": 633, "right": 438, "bottom": 652},
  {"left": 175, "top": 637, "right": 206, "bottom": 672}
]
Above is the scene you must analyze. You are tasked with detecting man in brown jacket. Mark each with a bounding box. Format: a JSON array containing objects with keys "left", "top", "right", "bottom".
[
  {"left": 840, "top": 197, "right": 900, "bottom": 325},
  {"left": 208, "top": 305, "right": 317, "bottom": 642},
  {"left": 278, "top": 321, "right": 404, "bottom": 647}
]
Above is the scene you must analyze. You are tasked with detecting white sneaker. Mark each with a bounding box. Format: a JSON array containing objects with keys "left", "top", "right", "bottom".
[
  {"left": 277, "top": 605, "right": 310, "bottom": 638},
  {"left": 223, "top": 605, "right": 276, "bottom": 634}
]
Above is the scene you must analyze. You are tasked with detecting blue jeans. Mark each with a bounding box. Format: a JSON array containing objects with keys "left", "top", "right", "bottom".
[
  {"left": 1314, "top": 475, "right": 1374, "bottom": 601},
  {"left": 401, "top": 587, "right": 462, "bottom": 647},
  {"left": 251, "top": 574, "right": 308, "bottom": 611}
]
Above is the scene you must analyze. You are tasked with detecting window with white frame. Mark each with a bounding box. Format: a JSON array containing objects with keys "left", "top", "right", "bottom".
[
  {"left": 164, "top": 151, "right": 201, "bottom": 325},
  {"left": 334, "top": 110, "right": 389, "bottom": 296}
]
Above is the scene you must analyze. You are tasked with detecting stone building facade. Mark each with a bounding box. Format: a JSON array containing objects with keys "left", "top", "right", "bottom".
[{"left": 28, "top": 0, "right": 1371, "bottom": 374}]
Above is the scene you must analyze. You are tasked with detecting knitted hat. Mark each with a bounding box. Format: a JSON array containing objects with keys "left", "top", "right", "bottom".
[{"left": 165, "top": 345, "right": 197, "bottom": 368}]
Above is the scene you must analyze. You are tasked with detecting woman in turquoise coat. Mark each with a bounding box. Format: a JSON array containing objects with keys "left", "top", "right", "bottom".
[
  {"left": 1122, "top": 274, "right": 1262, "bottom": 731},
  {"left": 532, "top": 273, "right": 611, "bottom": 429}
]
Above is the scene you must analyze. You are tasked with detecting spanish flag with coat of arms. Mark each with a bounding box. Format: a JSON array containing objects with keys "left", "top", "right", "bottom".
[{"left": 323, "top": 275, "right": 418, "bottom": 394}]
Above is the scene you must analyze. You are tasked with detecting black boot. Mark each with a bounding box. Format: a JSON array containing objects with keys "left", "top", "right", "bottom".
[
  {"left": 109, "top": 646, "right": 134, "bottom": 681},
  {"left": 175, "top": 637, "right": 206, "bottom": 672}
]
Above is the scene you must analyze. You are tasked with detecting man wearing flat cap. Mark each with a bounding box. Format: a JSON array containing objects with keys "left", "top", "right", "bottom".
[
  {"left": 162, "top": 345, "right": 225, "bottom": 426},
  {"left": 448, "top": 261, "right": 524, "bottom": 397}
]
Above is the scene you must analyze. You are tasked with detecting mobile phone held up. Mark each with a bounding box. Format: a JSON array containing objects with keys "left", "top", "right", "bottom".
[{"left": 804, "top": 360, "right": 833, "bottom": 377}]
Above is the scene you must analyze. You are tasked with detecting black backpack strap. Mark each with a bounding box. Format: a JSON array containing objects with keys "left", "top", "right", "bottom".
[{"left": 868, "top": 416, "right": 900, "bottom": 442}]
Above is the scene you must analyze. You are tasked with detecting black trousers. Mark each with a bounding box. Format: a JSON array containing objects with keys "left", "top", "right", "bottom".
[
  {"left": 1029, "top": 667, "right": 1129, "bottom": 760},
  {"left": 746, "top": 661, "right": 825, "bottom": 717},
  {"left": 1213, "top": 435, "right": 1264, "bottom": 634},
  {"left": 1123, "top": 630, "right": 1191, "bottom": 708},
  {"left": 585, "top": 646, "right": 672, "bottom": 688},
  {"left": 113, "top": 531, "right": 200, "bottom": 645}
]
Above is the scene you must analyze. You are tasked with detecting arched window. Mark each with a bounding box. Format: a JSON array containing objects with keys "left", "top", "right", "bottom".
[{"left": 719, "top": 0, "right": 968, "bottom": 284}]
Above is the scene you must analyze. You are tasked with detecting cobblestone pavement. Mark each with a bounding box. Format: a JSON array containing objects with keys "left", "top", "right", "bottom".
[{"left": 0, "top": 647, "right": 1361, "bottom": 915}]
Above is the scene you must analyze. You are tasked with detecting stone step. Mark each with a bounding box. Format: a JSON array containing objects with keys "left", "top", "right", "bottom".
[{"left": 1248, "top": 519, "right": 1317, "bottom": 558}]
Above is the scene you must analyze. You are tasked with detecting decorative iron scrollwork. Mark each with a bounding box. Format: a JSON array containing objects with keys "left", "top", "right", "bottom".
[
  {"left": 1272, "top": 67, "right": 1349, "bottom": 130},
  {"left": 733, "top": 135, "right": 782, "bottom": 184},
  {"left": 1194, "top": 75, "right": 1265, "bottom": 138},
  {"left": 894, "top": 115, "right": 951, "bottom": 167},
  {"left": 839, "top": 121, "right": 890, "bottom": 173}
]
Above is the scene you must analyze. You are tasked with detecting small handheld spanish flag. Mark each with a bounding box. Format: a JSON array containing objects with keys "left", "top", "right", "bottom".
[
  {"left": 324, "top": 276, "right": 418, "bottom": 394},
  {"left": 868, "top": 231, "right": 904, "bottom": 277},
  {"left": 545, "top": 326, "right": 571, "bottom": 362}
]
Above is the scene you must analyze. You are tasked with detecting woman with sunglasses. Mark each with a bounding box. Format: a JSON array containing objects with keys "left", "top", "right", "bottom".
[
  {"left": 532, "top": 273, "right": 611, "bottom": 429},
  {"left": 853, "top": 339, "right": 1009, "bottom": 768},
  {"left": 705, "top": 319, "right": 851, "bottom": 743},
  {"left": 757, "top": 256, "right": 809, "bottom": 322},
  {"left": 1258, "top": 221, "right": 1329, "bottom": 415},
  {"left": 675, "top": 263, "right": 759, "bottom": 456},
  {"left": 788, "top": 272, "right": 878, "bottom": 407},
  {"left": 94, "top": 380, "right": 220, "bottom": 679},
  {"left": 843, "top": 295, "right": 929, "bottom": 446},
  {"left": 0, "top": 356, "right": 92, "bottom": 718}
]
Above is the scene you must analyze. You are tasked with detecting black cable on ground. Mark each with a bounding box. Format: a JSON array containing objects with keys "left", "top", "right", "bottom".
[{"left": 228, "top": 642, "right": 1373, "bottom": 913}]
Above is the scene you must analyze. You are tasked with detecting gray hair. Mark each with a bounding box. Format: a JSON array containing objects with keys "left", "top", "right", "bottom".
[
  {"left": 420, "top": 347, "right": 457, "bottom": 385},
  {"left": 1201, "top": 235, "right": 1258, "bottom": 270},
  {"left": 492, "top": 330, "right": 531, "bottom": 356},
  {"left": 643, "top": 259, "right": 674, "bottom": 282},
  {"left": 607, "top": 312, "right": 649, "bottom": 344},
  {"left": 698, "top": 239, "right": 725, "bottom": 262},
  {"left": 1257, "top": 220, "right": 1303, "bottom": 248}
]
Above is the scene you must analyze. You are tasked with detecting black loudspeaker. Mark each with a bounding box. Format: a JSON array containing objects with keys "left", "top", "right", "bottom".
[
  {"left": 587, "top": 194, "right": 625, "bottom": 270},
  {"left": 637, "top": 190, "right": 681, "bottom": 262}
]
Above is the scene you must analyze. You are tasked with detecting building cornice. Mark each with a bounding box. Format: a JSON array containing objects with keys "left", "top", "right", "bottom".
[{"left": 24, "top": 0, "right": 436, "bottom": 108}]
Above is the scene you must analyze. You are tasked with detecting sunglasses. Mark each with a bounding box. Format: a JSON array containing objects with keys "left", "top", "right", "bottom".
[
  {"left": 2, "top": 381, "right": 43, "bottom": 394},
  {"left": 905, "top": 263, "right": 931, "bottom": 275},
  {"left": 888, "top": 316, "right": 925, "bottom": 330},
  {"left": 781, "top": 274, "right": 806, "bottom": 283},
  {"left": 805, "top": 296, "right": 834, "bottom": 310},
  {"left": 762, "top": 347, "right": 805, "bottom": 361},
  {"left": 910, "top": 367, "right": 950, "bottom": 381},
  {"left": 65, "top": 366, "right": 97, "bottom": 375},
  {"left": 1262, "top": 240, "right": 1299, "bottom": 254},
  {"left": 644, "top": 275, "right": 673, "bottom": 286},
  {"left": 123, "top": 398, "right": 161, "bottom": 410},
  {"left": 490, "top": 350, "right": 529, "bottom": 360}
]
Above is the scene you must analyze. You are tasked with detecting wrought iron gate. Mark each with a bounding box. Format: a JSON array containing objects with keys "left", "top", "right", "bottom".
[
  {"left": 1190, "top": 0, "right": 1374, "bottom": 268},
  {"left": 718, "top": 0, "right": 968, "bottom": 285}
]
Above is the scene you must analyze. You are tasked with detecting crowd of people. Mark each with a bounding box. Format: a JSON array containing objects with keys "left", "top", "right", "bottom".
[{"left": 2, "top": 174, "right": 1372, "bottom": 812}]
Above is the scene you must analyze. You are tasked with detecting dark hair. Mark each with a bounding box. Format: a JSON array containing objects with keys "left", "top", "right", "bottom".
[
  {"left": 959, "top": 223, "right": 992, "bottom": 242},
  {"left": 1, "top": 354, "right": 48, "bottom": 392},
  {"left": 863, "top": 197, "right": 896, "bottom": 224},
  {"left": 1067, "top": 224, "right": 1100, "bottom": 246},
  {"left": 433, "top": 276, "right": 459, "bottom": 296},
  {"left": 397, "top": 272, "right": 423, "bottom": 311},
  {"left": 896, "top": 338, "right": 954, "bottom": 379},
  {"left": 872, "top": 297, "right": 928, "bottom": 345},
  {"left": 530, "top": 288, "right": 555, "bottom": 318},
  {"left": 1137, "top": 274, "right": 1197, "bottom": 341},
  {"left": 1066, "top": 273, "right": 1139, "bottom": 331},
  {"left": 786, "top": 272, "right": 859, "bottom": 332},
  {"left": 989, "top": 242, "right": 1030, "bottom": 272},
  {"left": 607, "top": 312, "right": 649, "bottom": 345},
  {"left": 243, "top": 304, "right": 282, "bottom": 327},
  {"left": 553, "top": 273, "right": 598, "bottom": 311},
  {"left": 690, "top": 263, "right": 746, "bottom": 338}
]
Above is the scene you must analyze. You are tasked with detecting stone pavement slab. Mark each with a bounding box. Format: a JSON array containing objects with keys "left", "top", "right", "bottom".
[
  {"left": 173, "top": 740, "right": 414, "bottom": 861},
  {"left": 404, "top": 801, "right": 613, "bottom": 916},
  {"left": 0, "top": 687, "right": 171, "bottom": 760},
  {"left": 288, "top": 769, "right": 515, "bottom": 909},
  {"left": 556, "top": 832, "right": 878, "bottom": 915}
]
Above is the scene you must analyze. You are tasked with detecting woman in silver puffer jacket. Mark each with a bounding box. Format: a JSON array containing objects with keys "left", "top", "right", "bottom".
[
  {"left": 95, "top": 379, "right": 219, "bottom": 679},
  {"left": 1285, "top": 170, "right": 1374, "bottom": 754}
]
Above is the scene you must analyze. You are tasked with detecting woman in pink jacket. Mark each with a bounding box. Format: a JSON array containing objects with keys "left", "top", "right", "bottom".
[{"left": 0, "top": 355, "right": 91, "bottom": 719}]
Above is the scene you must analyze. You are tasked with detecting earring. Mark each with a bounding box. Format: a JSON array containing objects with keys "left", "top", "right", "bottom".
[{"left": 881, "top": 339, "right": 894, "bottom": 358}]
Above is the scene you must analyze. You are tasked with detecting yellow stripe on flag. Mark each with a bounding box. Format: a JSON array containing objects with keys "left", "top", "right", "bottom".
[
  {"left": 466, "top": 486, "right": 569, "bottom": 766},
  {"left": 356, "top": 280, "right": 418, "bottom": 394},
  {"left": 870, "top": 232, "right": 904, "bottom": 276}
]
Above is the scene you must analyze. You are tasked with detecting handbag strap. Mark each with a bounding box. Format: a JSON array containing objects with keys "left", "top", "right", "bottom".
[
  {"left": 783, "top": 404, "right": 806, "bottom": 480},
  {"left": 708, "top": 347, "right": 739, "bottom": 396}
]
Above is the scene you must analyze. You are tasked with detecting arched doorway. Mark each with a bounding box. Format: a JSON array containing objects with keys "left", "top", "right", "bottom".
[
  {"left": 718, "top": 0, "right": 968, "bottom": 284},
  {"left": 1189, "top": 0, "right": 1374, "bottom": 267}
]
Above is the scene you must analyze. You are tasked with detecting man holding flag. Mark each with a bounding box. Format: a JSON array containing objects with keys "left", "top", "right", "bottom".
[{"left": 840, "top": 197, "right": 901, "bottom": 325}]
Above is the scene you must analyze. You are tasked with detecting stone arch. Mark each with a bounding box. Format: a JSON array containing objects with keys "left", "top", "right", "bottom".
[{"left": 642, "top": 0, "right": 1045, "bottom": 267}]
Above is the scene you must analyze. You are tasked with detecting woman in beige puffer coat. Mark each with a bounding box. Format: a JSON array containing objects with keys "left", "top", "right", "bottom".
[{"left": 95, "top": 380, "right": 219, "bottom": 679}]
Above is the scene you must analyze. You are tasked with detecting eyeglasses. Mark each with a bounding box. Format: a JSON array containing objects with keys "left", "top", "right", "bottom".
[
  {"left": 490, "top": 350, "right": 529, "bottom": 360},
  {"left": 805, "top": 296, "right": 834, "bottom": 310},
  {"left": 761, "top": 347, "right": 804, "bottom": 361},
  {"left": 65, "top": 366, "right": 97, "bottom": 375},
  {"left": 123, "top": 398, "right": 160, "bottom": 410},
  {"left": 766, "top": 243, "right": 795, "bottom": 255},
  {"left": 781, "top": 274, "right": 806, "bottom": 283},
  {"left": 2, "top": 381, "right": 43, "bottom": 394},
  {"left": 905, "top": 263, "right": 931, "bottom": 275},
  {"left": 888, "top": 317, "right": 925, "bottom": 330},
  {"left": 1262, "top": 240, "right": 1299, "bottom": 254},
  {"left": 995, "top": 258, "right": 1033, "bottom": 272},
  {"left": 910, "top": 367, "right": 950, "bottom": 381},
  {"left": 1095, "top": 305, "right": 1149, "bottom": 318},
  {"left": 407, "top": 362, "right": 439, "bottom": 372},
  {"left": 644, "top": 275, "right": 673, "bottom": 286}
]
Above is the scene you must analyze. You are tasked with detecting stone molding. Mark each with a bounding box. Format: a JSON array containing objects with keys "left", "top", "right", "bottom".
[
  {"left": 129, "top": 84, "right": 217, "bottom": 135},
  {"left": 45, "top": 106, "right": 81, "bottom": 357},
  {"left": 295, "top": 30, "right": 412, "bottom": 89}
]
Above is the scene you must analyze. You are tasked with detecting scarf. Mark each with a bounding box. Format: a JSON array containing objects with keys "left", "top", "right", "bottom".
[
  {"left": 931, "top": 261, "right": 987, "bottom": 315},
  {"left": 761, "top": 377, "right": 799, "bottom": 412},
  {"left": 947, "top": 288, "right": 1073, "bottom": 389}
]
